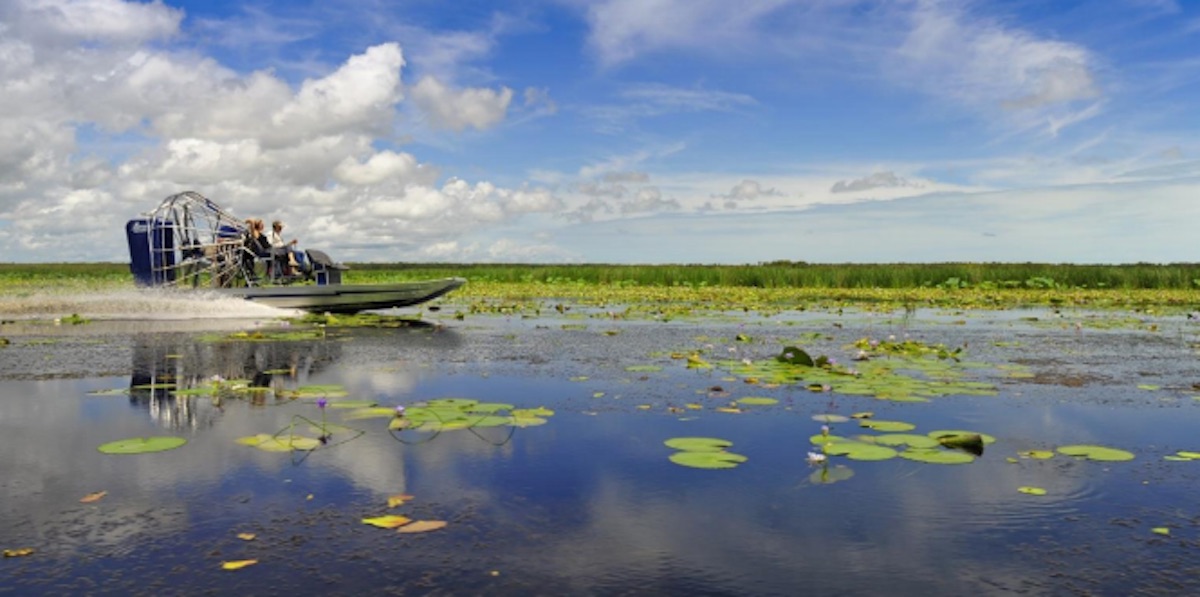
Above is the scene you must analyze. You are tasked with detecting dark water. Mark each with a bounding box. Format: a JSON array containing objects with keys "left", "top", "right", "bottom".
[{"left": 3, "top": 306, "right": 1200, "bottom": 596}]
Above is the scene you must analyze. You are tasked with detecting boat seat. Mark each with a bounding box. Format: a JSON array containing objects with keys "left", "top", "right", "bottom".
[{"left": 306, "top": 249, "right": 347, "bottom": 285}]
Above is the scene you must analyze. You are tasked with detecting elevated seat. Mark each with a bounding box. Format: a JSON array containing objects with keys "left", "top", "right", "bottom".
[{"left": 306, "top": 249, "right": 348, "bottom": 285}]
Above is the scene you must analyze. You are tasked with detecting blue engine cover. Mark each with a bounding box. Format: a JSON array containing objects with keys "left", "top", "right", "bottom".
[{"left": 126, "top": 218, "right": 176, "bottom": 286}]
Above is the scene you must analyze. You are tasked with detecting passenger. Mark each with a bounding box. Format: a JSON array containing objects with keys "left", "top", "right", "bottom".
[
  {"left": 269, "top": 220, "right": 306, "bottom": 276},
  {"left": 242, "top": 219, "right": 271, "bottom": 277}
]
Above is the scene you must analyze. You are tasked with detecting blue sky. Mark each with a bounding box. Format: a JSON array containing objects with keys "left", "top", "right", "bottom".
[{"left": 0, "top": 0, "right": 1198, "bottom": 263}]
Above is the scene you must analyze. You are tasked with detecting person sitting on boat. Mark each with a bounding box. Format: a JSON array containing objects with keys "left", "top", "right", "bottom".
[
  {"left": 269, "top": 220, "right": 306, "bottom": 276},
  {"left": 242, "top": 219, "right": 272, "bottom": 277}
]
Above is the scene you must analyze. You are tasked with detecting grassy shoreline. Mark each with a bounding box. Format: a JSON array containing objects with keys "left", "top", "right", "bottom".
[{"left": 2, "top": 262, "right": 1197, "bottom": 311}]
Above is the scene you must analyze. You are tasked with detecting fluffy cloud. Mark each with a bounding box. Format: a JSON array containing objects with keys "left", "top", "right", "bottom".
[
  {"left": 894, "top": 2, "right": 1101, "bottom": 134},
  {"left": 712, "top": 179, "right": 782, "bottom": 203},
  {"left": 411, "top": 76, "right": 513, "bottom": 132},
  {"left": 0, "top": 2, "right": 556, "bottom": 262}
]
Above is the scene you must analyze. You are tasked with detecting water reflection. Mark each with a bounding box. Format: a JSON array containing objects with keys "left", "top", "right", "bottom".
[{"left": 3, "top": 317, "right": 1200, "bottom": 595}]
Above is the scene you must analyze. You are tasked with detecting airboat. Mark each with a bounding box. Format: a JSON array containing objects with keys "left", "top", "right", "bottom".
[{"left": 125, "top": 191, "right": 465, "bottom": 313}]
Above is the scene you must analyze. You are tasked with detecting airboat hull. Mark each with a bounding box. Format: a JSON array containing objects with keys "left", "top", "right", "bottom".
[{"left": 220, "top": 277, "right": 466, "bottom": 314}]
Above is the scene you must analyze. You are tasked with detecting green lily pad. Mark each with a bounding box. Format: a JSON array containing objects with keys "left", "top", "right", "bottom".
[
  {"left": 809, "top": 434, "right": 846, "bottom": 445},
  {"left": 1174, "top": 451, "right": 1200, "bottom": 460},
  {"left": 668, "top": 451, "right": 748, "bottom": 469},
  {"left": 822, "top": 442, "right": 898, "bottom": 461},
  {"left": 427, "top": 398, "right": 480, "bottom": 409},
  {"left": 466, "top": 402, "right": 515, "bottom": 414},
  {"left": 1056, "top": 445, "right": 1135, "bottom": 462},
  {"left": 509, "top": 416, "right": 549, "bottom": 428},
  {"left": 927, "top": 430, "right": 996, "bottom": 445},
  {"left": 1018, "top": 486, "right": 1047, "bottom": 495},
  {"left": 86, "top": 388, "right": 130, "bottom": 396},
  {"left": 342, "top": 407, "right": 401, "bottom": 420},
  {"left": 98, "top": 436, "right": 187, "bottom": 455},
  {"left": 871, "top": 434, "right": 941, "bottom": 449},
  {"left": 1152, "top": 527, "right": 1171, "bottom": 536},
  {"left": 809, "top": 464, "right": 855, "bottom": 485},
  {"left": 1018, "top": 450, "right": 1055, "bottom": 460},
  {"left": 736, "top": 397, "right": 779, "bottom": 406},
  {"left": 512, "top": 407, "right": 555, "bottom": 417},
  {"left": 897, "top": 450, "right": 976, "bottom": 464},
  {"left": 625, "top": 365, "right": 663, "bottom": 373},
  {"left": 859, "top": 420, "right": 916, "bottom": 432},
  {"left": 236, "top": 434, "right": 321, "bottom": 452},
  {"left": 664, "top": 437, "right": 734, "bottom": 452}
]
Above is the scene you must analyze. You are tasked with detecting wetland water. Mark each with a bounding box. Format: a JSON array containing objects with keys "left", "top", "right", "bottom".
[{"left": 2, "top": 298, "right": 1200, "bottom": 595}]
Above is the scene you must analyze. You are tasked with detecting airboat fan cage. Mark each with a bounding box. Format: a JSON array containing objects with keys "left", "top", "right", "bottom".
[{"left": 125, "top": 191, "right": 254, "bottom": 289}]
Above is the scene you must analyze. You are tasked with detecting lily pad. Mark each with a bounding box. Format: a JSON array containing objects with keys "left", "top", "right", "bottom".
[
  {"left": 808, "top": 464, "right": 855, "bottom": 485},
  {"left": 236, "top": 433, "right": 321, "bottom": 452},
  {"left": 927, "top": 430, "right": 997, "bottom": 445},
  {"left": 512, "top": 407, "right": 555, "bottom": 417},
  {"left": 1018, "top": 486, "right": 1047, "bottom": 495},
  {"left": 871, "top": 434, "right": 941, "bottom": 450},
  {"left": 1018, "top": 450, "right": 1055, "bottom": 460},
  {"left": 625, "top": 365, "right": 663, "bottom": 373},
  {"left": 668, "top": 451, "right": 748, "bottom": 469},
  {"left": 466, "top": 402, "right": 515, "bottom": 414},
  {"left": 736, "top": 397, "right": 779, "bottom": 406},
  {"left": 897, "top": 450, "right": 976, "bottom": 464},
  {"left": 1056, "top": 444, "right": 1135, "bottom": 462},
  {"left": 98, "top": 436, "right": 187, "bottom": 455},
  {"left": 664, "top": 437, "right": 734, "bottom": 452},
  {"left": 859, "top": 420, "right": 916, "bottom": 432},
  {"left": 427, "top": 398, "right": 479, "bottom": 409},
  {"left": 822, "top": 442, "right": 898, "bottom": 461},
  {"left": 343, "top": 407, "right": 402, "bottom": 420},
  {"left": 362, "top": 514, "right": 413, "bottom": 529}
]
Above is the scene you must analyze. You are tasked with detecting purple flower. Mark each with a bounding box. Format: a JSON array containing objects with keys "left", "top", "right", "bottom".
[
  {"left": 395, "top": 405, "right": 406, "bottom": 417},
  {"left": 316, "top": 398, "right": 327, "bottom": 409}
]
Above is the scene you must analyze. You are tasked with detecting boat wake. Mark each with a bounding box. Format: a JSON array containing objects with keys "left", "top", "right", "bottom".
[{"left": 0, "top": 288, "right": 301, "bottom": 321}]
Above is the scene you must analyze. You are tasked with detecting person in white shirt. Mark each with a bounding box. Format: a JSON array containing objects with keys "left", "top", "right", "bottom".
[{"left": 269, "top": 220, "right": 305, "bottom": 276}]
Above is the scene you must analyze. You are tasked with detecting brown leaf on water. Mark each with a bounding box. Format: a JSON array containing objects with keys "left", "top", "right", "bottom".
[
  {"left": 80, "top": 491, "right": 108, "bottom": 503},
  {"left": 362, "top": 515, "right": 412, "bottom": 529},
  {"left": 221, "top": 559, "right": 258, "bottom": 570},
  {"left": 387, "top": 494, "right": 414, "bottom": 508},
  {"left": 3, "top": 548, "right": 34, "bottom": 558},
  {"left": 236, "top": 533, "right": 256, "bottom": 541},
  {"left": 397, "top": 520, "right": 447, "bottom": 534}
]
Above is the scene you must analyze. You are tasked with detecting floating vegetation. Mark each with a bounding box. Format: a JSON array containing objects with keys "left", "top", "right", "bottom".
[
  {"left": 897, "top": 450, "right": 976, "bottom": 464},
  {"left": 668, "top": 450, "right": 749, "bottom": 470},
  {"left": 1057, "top": 444, "right": 1136, "bottom": 462},
  {"left": 236, "top": 433, "right": 322, "bottom": 452},
  {"left": 809, "top": 464, "right": 855, "bottom": 485},
  {"left": 870, "top": 434, "right": 941, "bottom": 450},
  {"left": 665, "top": 436, "right": 747, "bottom": 469},
  {"left": 97, "top": 436, "right": 187, "bottom": 455},
  {"left": 625, "top": 365, "right": 663, "bottom": 373},
  {"left": 1018, "top": 450, "right": 1055, "bottom": 460},
  {"left": 221, "top": 560, "right": 258, "bottom": 571},
  {"left": 200, "top": 329, "right": 326, "bottom": 343},
  {"left": 822, "top": 441, "right": 898, "bottom": 461},
  {"left": 663, "top": 437, "right": 733, "bottom": 452},
  {"left": 859, "top": 420, "right": 916, "bottom": 432},
  {"left": 1165, "top": 450, "right": 1200, "bottom": 461},
  {"left": 735, "top": 396, "right": 779, "bottom": 406},
  {"left": 718, "top": 339, "right": 997, "bottom": 402},
  {"left": 289, "top": 312, "right": 425, "bottom": 328},
  {"left": 362, "top": 515, "right": 413, "bottom": 529},
  {"left": 1018, "top": 486, "right": 1048, "bottom": 496}
]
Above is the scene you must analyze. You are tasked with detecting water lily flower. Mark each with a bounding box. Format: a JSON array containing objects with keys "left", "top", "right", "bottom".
[
  {"left": 741, "top": 358, "right": 752, "bottom": 366},
  {"left": 395, "top": 405, "right": 406, "bottom": 417},
  {"left": 821, "top": 425, "right": 830, "bottom": 437},
  {"left": 316, "top": 398, "right": 327, "bottom": 410},
  {"left": 806, "top": 451, "right": 827, "bottom": 465}
]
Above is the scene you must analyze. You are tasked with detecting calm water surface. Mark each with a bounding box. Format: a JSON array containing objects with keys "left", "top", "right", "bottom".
[{"left": 2, "top": 304, "right": 1200, "bottom": 595}]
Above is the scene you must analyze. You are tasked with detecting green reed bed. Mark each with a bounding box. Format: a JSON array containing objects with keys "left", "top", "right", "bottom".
[
  {"left": 2, "top": 262, "right": 1198, "bottom": 312},
  {"left": 347, "top": 262, "right": 1200, "bottom": 291}
]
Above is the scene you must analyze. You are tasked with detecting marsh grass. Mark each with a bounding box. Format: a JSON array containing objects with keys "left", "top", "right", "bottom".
[
  {"left": 3, "top": 262, "right": 1198, "bottom": 311},
  {"left": 345, "top": 262, "right": 1200, "bottom": 290}
]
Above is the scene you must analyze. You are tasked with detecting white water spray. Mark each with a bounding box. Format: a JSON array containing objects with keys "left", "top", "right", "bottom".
[{"left": 0, "top": 288, "right": 301, "bottom": 321}]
